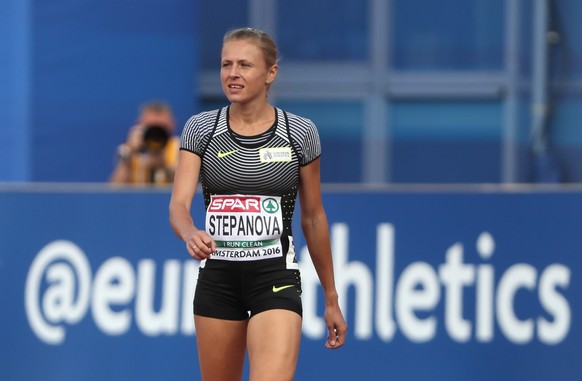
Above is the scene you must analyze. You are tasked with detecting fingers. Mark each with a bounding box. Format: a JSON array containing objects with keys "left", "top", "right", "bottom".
[
  {"left": 324, "top": 307, "right": 347, "bottom": 349},
  {"left": 187, "top": 243, "right": 205, "bottom": 260},
  {"left": 325, "top": 324, "right": 347, "bottom": 349},
  {"left": 186, "top": 231, "right": 216, "bottom": 260},
  {"left": 323, "top": 305, "right": 347, "bottom": 349}
]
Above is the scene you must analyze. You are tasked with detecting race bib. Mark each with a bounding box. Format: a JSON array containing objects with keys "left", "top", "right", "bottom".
[{"left": 205, "top": 194, "right": 284, "bottom": 261}]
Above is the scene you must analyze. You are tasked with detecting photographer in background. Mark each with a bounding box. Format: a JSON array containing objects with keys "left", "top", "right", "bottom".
[{"left": 110, "top": 101, "right": 179, "bottom": 185}]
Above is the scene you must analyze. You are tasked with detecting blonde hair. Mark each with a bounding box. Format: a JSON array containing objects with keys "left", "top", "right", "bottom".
[{"left": 223, "top": 27, "right": 279, "bottom": 69}]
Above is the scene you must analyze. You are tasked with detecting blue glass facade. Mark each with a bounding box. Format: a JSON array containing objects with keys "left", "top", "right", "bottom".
[
  {"left": 392, "top": 0, "right": 505, "bottom": 71},
  {"left": 3, "top": 0, "right": 582, "bottom": 183},
  {"left": 198, "top": 0, "right": 521, "bottom": 184}
]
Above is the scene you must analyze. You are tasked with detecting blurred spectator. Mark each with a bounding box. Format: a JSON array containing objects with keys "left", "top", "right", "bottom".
[{"left": 110, "top": 101, "right": 179, "bottom": 185}]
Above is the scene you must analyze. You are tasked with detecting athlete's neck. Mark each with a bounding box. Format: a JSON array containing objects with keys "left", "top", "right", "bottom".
[{"left": 229, "top": 103, "right": 275, "bottom": 136}]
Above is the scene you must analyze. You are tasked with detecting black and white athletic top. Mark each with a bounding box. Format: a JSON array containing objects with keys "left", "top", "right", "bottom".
[{"left": 180, "top": 106, "right": 321, "bottom": 267}]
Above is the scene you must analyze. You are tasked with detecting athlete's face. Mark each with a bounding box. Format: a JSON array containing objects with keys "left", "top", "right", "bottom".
[{"left": 220, "top": 39, "right": 277, "bottom": 105}]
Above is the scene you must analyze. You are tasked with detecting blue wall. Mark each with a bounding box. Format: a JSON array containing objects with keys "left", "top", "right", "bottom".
[
  {"left": 0, "top": 0, "right": 198, "bottom": 182},
  {"left": 199, "top": 0, "right": 582, "bottom": 184},
  {"left": 0, "top": 0, "right": 32, "bottom": 181},
  {"left": 1, "top": 185, "right": 580, "bottom": 380},
  {"left": 3, "top": 0, "right": 582, "bottom": 183}
]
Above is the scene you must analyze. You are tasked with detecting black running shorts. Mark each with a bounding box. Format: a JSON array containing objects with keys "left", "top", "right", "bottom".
[{"left": 193, "top": 258, "right": 302, "bottom": 320}]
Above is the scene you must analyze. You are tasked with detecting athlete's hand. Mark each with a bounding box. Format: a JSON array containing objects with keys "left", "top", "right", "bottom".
[
  {"left": 324, "top": 304, "right": 347, "bottom": 349},
  {"left": 186, "top": 228, "right": 216, "bottom": 260}
]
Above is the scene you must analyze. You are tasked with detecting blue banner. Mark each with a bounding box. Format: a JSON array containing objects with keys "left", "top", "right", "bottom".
[{"left": 0, "top": 186, "right": 580, "bottom": 380}]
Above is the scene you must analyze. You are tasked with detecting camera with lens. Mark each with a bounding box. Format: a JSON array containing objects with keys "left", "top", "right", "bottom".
[{"left": 141, "top": 124, "right": 170, "bottom": 153}]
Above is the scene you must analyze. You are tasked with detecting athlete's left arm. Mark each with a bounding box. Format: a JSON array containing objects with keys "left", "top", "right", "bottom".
[{"left": 298, "top": 157, "right": 347, "bottom": 349}]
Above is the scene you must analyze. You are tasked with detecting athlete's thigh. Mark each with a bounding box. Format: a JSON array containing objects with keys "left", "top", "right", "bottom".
[
  {"left": 247, "top": 309, "right": 302, "bottom": 381},
  {"left": 195, "top": 315, "right": 248, "bottom": 381}
]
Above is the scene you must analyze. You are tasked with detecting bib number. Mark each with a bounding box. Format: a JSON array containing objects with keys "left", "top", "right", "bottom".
[{"left": 206, "top": 195, "right": 284, "bottom": 261}]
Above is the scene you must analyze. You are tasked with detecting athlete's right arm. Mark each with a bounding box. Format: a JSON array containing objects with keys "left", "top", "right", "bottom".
[{"left": 169, "top": 150, "right": 216, "bottom": 260}]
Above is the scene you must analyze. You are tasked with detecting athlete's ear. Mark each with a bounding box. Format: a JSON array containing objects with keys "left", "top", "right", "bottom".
[{"left": 266, "top": 64, "right": 278, "bottom": 85}]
